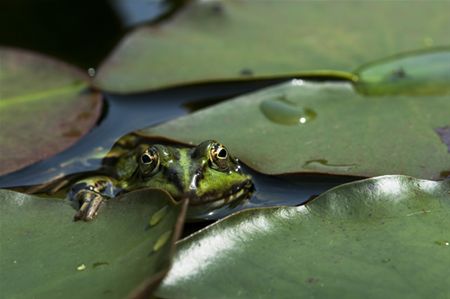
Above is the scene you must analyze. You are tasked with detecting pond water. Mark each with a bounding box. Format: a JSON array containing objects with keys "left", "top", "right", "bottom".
[
  {"left": 0, "top": 0, "right": 184, "bottom": 68},
  {"left": 0, "top": 0, "right": 360, "bottom": 222},
  {"left": 0, "top": 78, "right": 359, "bottom": 221}
]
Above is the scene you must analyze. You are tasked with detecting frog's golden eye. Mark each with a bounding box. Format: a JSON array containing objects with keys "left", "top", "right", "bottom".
[
  {"left": 139, "top": 147, "right": 159, "bottom": 176},
  {"left": 141, "top": 153, "right": 153, "bottom": 164},
  {"left": 217, "top": 147, "right": 228, "bottom": 159},
  {"left": 210, "top": 143, "right": 229, "bottom": 170}
]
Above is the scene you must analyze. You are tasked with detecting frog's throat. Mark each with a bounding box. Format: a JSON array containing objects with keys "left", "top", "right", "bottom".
[{"left": 189, "top": 179, "right": 254, "bottom": 206}]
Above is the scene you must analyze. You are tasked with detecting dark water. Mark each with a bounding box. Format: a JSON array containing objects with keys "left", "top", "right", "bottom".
[
  {"left": 0, "top": 0, "right": 183, "bottom": 69},
  {"left": 0, "top": 80, "right": 287, "bottom": 188},
  {"left": 0, "top": 78, "right": 360, "bottom": 221},
  {"left": 0, "top": 0, "right": 360, "bottom": 221},
  {"left": 188, "top": 168, "right": 358, "bottom": 221}
]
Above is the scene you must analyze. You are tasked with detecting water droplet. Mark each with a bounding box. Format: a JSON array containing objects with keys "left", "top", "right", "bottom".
[
  {"left": 390, "top": 67, "right": 407, "bottom": 80},
  {"left": 87, "top": 67, "right": 96, "bottom": 77},
  {"left": 76, "top": 264, "right": 86, "bottom": 271},
  {"left": 153, "top": 230, "right": 172, "bottom": 252},
  {"left": 306, "top": 277, "right": 320, "bottom": 284},
  {"left": 240, "top": 68, "right": 253, "bottom": 76},
  {"left": 434, "top": 240, "right": 449, "bottom": 246},
  {"left": 149, "top": 205, "right": 169, "bottom": 227},
  {"left": 93, "top": 261, "right": 109, "bottom": 268},
  {"left": 260, "top": 96, "right": 317, "bottom": 126},
  {"left": 303, "top": 159, "right": 356, "bottom": 171}
]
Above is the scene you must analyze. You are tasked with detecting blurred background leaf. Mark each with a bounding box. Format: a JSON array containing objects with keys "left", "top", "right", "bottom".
[
  {"left": 0, "top": 47, "right": 102, "bottom": 176},
  {"left": 95, "top": 0, "right": 450, "bottom": 93}
]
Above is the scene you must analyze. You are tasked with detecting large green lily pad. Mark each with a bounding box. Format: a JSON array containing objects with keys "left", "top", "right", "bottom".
[
  {"left": 0, "top": 189, "right": 187, "bottom": 299},
  {"left": 141, "top": 80, "right": 450, "bottom": 179},
  {"left": 95, "top": 0, "right": 450, "bottom": 93},
  {"left": 156, "top": 176, "right": 450, "bottom": 299},
  {"left": 0, "top": 47, "right": 102, "bottom": 176}
]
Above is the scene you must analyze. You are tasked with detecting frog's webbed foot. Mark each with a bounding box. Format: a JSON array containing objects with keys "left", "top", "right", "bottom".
[
  {"left": 69, "top": 177, "right": 118, "bottom": 221},
  {"left": 73, "top": 190, "right": 105, "bottom": 221}
]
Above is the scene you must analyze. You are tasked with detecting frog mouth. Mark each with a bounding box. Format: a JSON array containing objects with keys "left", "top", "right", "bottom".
[{"left": 189, "top": 180, "right": 254, "bottom": 208}]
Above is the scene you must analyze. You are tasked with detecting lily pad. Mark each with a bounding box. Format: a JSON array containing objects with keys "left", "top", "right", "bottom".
[
  {"left": 156, "top": 176, "right": 450, "bottom": 299},
  {"left": 355, "top": 48, "right": 450, "bottom": 96},
  {"left": 0, "top": 188, "right": 187, "bottom": 299},
  {"left": 95, "top": 0, "right": 450, "bottom": 93},
  {"left": 141, "top": 80, "right": 450, "bottom": 179},
  {"left": 0, "top": 47, "right": 102, "bottom": 176}
]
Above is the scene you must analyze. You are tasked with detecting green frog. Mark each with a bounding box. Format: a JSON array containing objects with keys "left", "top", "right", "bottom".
[{"left": 69, "top": 136, "right": 253, "bottom": 221}]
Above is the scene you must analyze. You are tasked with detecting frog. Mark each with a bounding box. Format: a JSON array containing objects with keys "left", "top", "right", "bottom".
[{"left": 69, "top": 136, "right": 254, "bottom": 221}]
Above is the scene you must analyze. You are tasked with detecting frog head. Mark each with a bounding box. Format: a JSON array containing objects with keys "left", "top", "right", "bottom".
[{"left": 121, "top": 140, "right": 253, "bottom": 207}]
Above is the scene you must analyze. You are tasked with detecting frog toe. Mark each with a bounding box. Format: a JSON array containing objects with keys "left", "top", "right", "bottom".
[{"left": 73, "top": 190, "right": 105, "bottom": 221}]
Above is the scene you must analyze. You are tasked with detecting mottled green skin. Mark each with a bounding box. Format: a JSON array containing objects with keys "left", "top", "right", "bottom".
[{"left": 70, "top": 139, "right": 253, "bottom": 220}]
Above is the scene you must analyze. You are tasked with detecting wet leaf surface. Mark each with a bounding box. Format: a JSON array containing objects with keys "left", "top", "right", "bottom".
[
  {"left": 95, "top": 0, "right": 450, "bottom": 93},
  {"left": 0, "top": 47, "right": 102, "bottom": 176},
  {"left": 156, "top": 176, "right": 450, "bottom": 299},
  {"left": 435, "top": 126, "right": 450, "bottom": 153},
  {"left": 355, "top": 48, "right": 450, "bottom": 96},
  {"left": 141, "top": 80, "right": 450, "bottom": 179},
  {"left": 0, "top": 188, "right": 187, "bottom": 299}
]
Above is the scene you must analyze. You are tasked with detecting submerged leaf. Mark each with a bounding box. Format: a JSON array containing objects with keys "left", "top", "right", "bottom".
[
  {"left": 95, "top": 0, "right": 450, "bottom": 93},
  {"left": 0, "top": 47, "right": 102, "bottom": 176},
  {"left": 141, "top": 81, "right": 450, "bottom": 179},
  {"left": 156, "top": 176, "right": 450, "bottom": 299},
  {"left": 0, "top": 189, "right": 187, "bottom": 299}
]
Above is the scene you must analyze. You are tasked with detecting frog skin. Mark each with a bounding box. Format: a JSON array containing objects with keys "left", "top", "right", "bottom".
[{"left": 69, "top": 138, "right": 253, "bottom": 221}]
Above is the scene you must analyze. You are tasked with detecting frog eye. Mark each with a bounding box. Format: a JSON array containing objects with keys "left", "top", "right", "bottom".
[
  {"left": 139, "top": 147, "right": 159, "bottom": 176},
  {"left": 217, "top": 147, "right": 228, "bottom": 159},
  {"left": 141, "top": 153, "right": 153, "bottom": 164},
  {"left": 210, "top": 143, "right": 229, "bottom": 170}
]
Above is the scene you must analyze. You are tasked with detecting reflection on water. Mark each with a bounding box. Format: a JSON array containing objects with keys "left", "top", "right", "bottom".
[
  {"left": 187, "top": 166, "right": 359, "bottom": 221},
  {"left": 109, "top": 0, "right": 184, "bottom": 28},
  {"left": 0, "top": 79, "right": 360, "bottom": 222},
  {"left": 0, "top": 80, "right": 284, "bottom": 188},
  {"left": 0, "top": 0, "right": 184, "bottom": 69}
]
